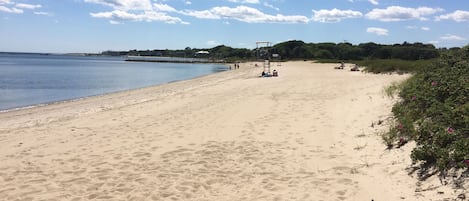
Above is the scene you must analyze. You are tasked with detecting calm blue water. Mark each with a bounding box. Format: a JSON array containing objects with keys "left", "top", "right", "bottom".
[{"left": 0, "top": 53, "right": 228, "bottom": 111}]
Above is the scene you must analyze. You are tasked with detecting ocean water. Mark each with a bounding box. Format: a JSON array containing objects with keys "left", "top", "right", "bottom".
[{"left": 0, "top": 53, "right": 228, "bottom": 111}]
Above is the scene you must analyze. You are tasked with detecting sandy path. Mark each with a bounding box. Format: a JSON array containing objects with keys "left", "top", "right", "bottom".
[{"left": 0, "top": 61, "right": 461, "bottom": 200}]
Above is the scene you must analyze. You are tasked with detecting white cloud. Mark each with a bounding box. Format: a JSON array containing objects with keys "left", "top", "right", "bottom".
[
  {"left": 0, "top": 1, "right": 44, "bottom": 14},
  {"left": 0, "top": 5, "right": 22, "bottom": 13},
  {"left": 436, "top": 10, "right": 469, "bottom": 22},
  {"left": 429, "top": 40, "right": 440, "bottom": 44},
  {"left": 421, "top": 27, "right": 430, "bottom": 31},
  {"left": 263, "top": 2, "right": 279, "bottom": 11},
  {"left": 348, "top": 0, "right": 378, "bottom": 5},
  {"left": 110, "top": 20, "right": 123, "bottom": 24},
  {"left": 0, "top": 0, "right": 13, "bottom": 5},
  {"left": 366, "top": 27, "right": 388, "bottom": 36},
  {"left": 34, "top": 11, "right": 51, "bottom": 16},
  {"left": 440, "top": 34, "right": 466, "bottom": 41},
  {"left": 84, "top": 0, "right": 153, "bottom": 11},
  {"left": 366, "top": 6, "right": 443, "bottom": 22},
  {"left": 181, "top": 9, "right": 220, "bottom": 19},
  {"left": 152, "top": 3, "right": 176, "bottom": 12},
  {"left": 0, "top": 0, "right": 19, "bottom": 13},
  {"left": 15, "top": 3, "right": 41, "bottom": 9},
  {"left": 207, "top": 40, "right": 221, "bottom": 46},
  {"left": 312, "top": 8, "right": 362, "bottom": 23},
  {"left": 90, "top": 10, "right": 188, "bottom": 24},
  {"left": 406, "top": 25, "right": 430, "bottom": 31},
  {"left": 86, "top": 0, "right": 189, "bottom": 24},
  {"left": 182, "top": 6, "right": 309, "bottom": 24},
  {"left": 91, "top": 10, "right": 135, "bottom": 19},
  {"left": 228, "top": 0, "right": 259, "bottom": 4},
  {"left": 368, "top": 0, "right": 378, "bottom": 5}
]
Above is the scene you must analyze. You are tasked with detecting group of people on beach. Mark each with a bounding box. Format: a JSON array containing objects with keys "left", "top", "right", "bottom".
[
  {"left": 261, "top": 69, "right": 278, "bottom": 77},
  {"left": 231, "top": 63, "right": 240, "bottom": 70},
  {"left": 334, "top": 61, "right": 360, "bottom": 71}
]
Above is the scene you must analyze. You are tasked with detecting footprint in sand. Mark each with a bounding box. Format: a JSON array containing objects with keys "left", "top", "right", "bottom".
[{"left": 146, "top": 141, "right": 342, "bottom": 200}]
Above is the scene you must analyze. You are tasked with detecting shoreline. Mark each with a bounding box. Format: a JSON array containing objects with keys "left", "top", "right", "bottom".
[
  {"left": 0, "top": 62, "right": 243, "bottom": 130},
  {"left": 125, "top": 59, "right": 225, "bottom": 64},
  {"left": 0, "top": 61, "right": 462, "bottom": 200},
  {"left": 0, "top": 63, "right": 232, "bottom": 114}
]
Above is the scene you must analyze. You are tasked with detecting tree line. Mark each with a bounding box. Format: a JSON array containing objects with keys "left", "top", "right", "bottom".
[
  {"left": 270, "top": 40, "right": 440, "bottom": 60},
  {"left": 101, "top": 46, "right": 253, "bottom": 61},
  {"left": 101, "top": 40, "right": 464, "bottom": 61}
]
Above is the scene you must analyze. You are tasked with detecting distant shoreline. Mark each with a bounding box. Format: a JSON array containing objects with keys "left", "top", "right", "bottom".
[
  {"left": 125, "top": 58, "right": 227, "bottom": 64},
  {"left": 124, "top": 55, "right": 231, "bottom": 64}
]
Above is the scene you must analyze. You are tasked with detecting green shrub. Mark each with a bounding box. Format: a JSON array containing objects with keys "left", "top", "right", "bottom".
[
  {"left": 385, "top": 54, "right": 469, "bottom": 172},
  {"left": 358, "top": 59, "right": 435, "bottom": 73},
  {"left": 384, "top": 81, "right": 406, "bottom": 99}
]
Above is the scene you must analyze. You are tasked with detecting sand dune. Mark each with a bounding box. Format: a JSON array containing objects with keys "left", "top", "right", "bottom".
[{"left": 0, "top": 61, "right": 464, "bottom": 200}]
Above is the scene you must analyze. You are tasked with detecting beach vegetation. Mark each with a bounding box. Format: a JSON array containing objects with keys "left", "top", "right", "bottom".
[
  {"left": 270, "top": 40, "right": 439, "bottom": 61},
  {"left": 356, "top": 59, "right": 435, "bottom": 73},
  {"left": 383, "top": 46, "right": 469, "bottom": 173},
  {"left": 384, "top": 81, "right": 405, "bottom": 99}
]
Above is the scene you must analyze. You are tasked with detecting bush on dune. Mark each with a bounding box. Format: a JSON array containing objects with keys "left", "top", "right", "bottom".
[
  {"left": 359, "top": 59, "right": 434, "bottom": 74},
  {"left": 383, "top": 47, "right": 469, "bottom": 173}
]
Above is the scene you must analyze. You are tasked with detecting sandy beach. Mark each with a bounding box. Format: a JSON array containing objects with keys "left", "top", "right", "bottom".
[{"left": 0, "top": 61, "right": 464, "bottom": 201}]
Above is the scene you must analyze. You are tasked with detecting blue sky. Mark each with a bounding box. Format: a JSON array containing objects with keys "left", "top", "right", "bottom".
[{"left": 1, "top": 0, "right": 469, "bottom": 53}]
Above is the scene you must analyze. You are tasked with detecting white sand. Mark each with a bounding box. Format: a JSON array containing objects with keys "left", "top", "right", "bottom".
[{"left": 0, "top": 61, "right": 464, "bottom": 200}]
